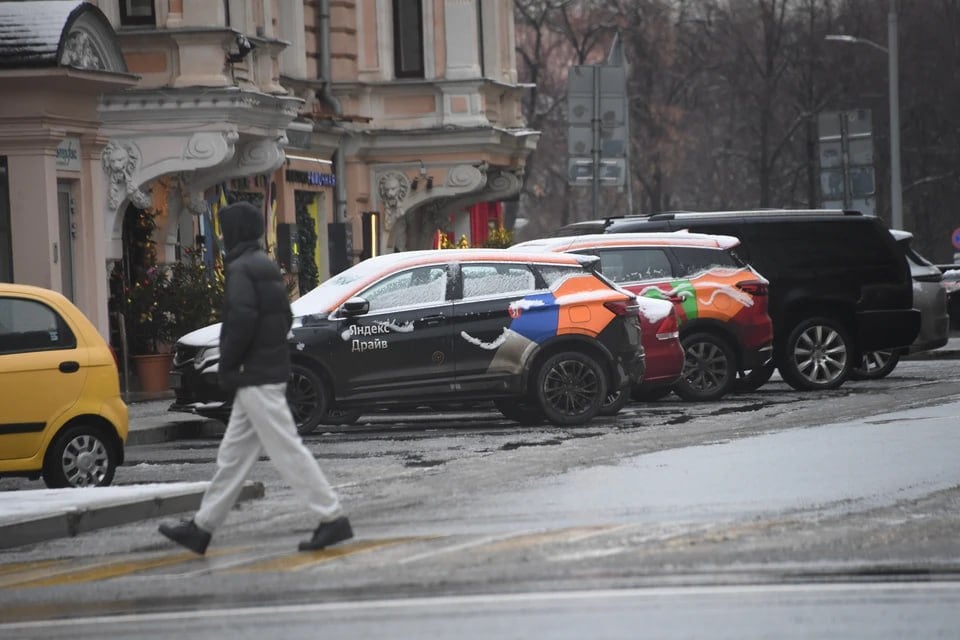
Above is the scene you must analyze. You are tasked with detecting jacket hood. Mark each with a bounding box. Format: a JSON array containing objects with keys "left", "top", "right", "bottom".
[{"left": 219, "top": 201, "right": 264, "bottom": 252}]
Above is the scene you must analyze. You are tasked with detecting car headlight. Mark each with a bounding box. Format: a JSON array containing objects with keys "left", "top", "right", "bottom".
[{"left": 194, "top": 346, "right": 220, "bottom": 370}]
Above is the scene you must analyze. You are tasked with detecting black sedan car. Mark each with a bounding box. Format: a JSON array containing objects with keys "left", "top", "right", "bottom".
[{"left": 170, "top": 249, "right": 645, "bottom": 431}]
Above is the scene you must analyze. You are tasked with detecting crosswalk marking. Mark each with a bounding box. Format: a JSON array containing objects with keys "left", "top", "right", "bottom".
[
  {"left": 0, "top": 559, "right": 63, "bottom": 578},
  {"left": 476, "top": 525, "right": 617, "bottom": 553},
  {"left": 228, "top": 537, "right": 428, "bottom": 573},
  {"left": 5, "top": 550, "right": 229, "bottom": 589},
  {"left": 0, "top": 522, "right": 715, "bottom": 587}
]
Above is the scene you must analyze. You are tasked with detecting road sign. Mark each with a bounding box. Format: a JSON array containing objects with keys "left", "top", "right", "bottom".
[
  {"left": 568, "top": 158, "right": 625, "bottom": 186},
  {"left": 817, "top": 109, "right": 876, "bottom": 215},
  {"left": 566, "top": 61, "right": 628, "bottom": 187},
  {"left": 952, "top": 227, "right": 960, "bottom": 250}
]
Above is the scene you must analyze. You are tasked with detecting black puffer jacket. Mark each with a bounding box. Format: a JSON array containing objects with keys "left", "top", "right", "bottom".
[{"left": 217, "top": 201, "right": 292, "bottom": 391}]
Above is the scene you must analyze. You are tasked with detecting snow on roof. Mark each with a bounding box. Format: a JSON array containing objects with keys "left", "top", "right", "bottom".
[{"left": 0, "top": 0, "right": 85, "bottom": 68}]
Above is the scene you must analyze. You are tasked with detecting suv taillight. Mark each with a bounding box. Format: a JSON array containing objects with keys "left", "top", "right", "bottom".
[
  {"left": 654, "top": 309, "right": 680, "bottom": 341},
  {"left": 736, "top": 279, "right": 768, "bottom": 296},
  {"left": 604, "top": 299, "right": 640, "bottom": 316}
]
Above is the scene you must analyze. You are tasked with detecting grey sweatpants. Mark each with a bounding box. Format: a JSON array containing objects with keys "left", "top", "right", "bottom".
[{"left": 193, "top": 383, "right": 343, "bottom": 532}]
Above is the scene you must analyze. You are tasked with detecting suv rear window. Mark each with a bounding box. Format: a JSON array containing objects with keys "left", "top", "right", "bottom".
[
  {"left": 572, "top": 248, "right": 671, "bottom": 283},
  {"left": 671, "top": 247, "right": 744, "bottom": 277}
]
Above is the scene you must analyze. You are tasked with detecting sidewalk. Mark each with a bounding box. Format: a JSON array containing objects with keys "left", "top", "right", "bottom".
[{"left": 125, "top": 393, "right": 225, "bottom": 446}]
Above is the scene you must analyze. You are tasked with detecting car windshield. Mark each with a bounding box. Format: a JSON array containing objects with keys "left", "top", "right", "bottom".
[{"left": 292, "top": 258, "right": 397, "bottom": 315}]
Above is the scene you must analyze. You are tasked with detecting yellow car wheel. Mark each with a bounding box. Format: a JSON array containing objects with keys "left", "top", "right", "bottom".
[{"left": 42, "top": 425, "right": 118, "bottom": 488}]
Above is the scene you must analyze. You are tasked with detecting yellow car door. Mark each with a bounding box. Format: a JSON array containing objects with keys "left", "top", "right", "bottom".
[{"left": 0, "top": 294, "right": 88, "bottom": 462}]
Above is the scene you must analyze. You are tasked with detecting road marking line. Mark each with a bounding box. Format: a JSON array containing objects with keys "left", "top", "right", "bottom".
[
  {"left": 3, "top": 549, "right": 237, "bottom": 589},
  {"left": 548, "top": 547, "right": 628, "bottom": 562},
  {"left": 0, "top": 559, "right": 64, "bottom": 579},
  {"left": 478, "top": 525, "right": 616, "bottom": 552},
  {"left": 227, "top": 537, "right": 430, "bottom": 573},
  {"left": 397, "top": 529, "right": 542, "bottom": 564}
]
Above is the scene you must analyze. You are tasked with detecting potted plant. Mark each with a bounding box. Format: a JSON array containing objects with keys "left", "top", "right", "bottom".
[
  {"left": 126, "top": 263, "right": 177, "bottom": 392},
  {"left": 167, "top": 246, "right": 224, "bottom": 341}
]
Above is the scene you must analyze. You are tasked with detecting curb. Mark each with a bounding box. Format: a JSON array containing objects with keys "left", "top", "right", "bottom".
[
  {"left": 0, "top": 482, "right": 264, "bottom": 550},
  {"left": 126, "top": 419, "right": 226, "bottom": 446}
]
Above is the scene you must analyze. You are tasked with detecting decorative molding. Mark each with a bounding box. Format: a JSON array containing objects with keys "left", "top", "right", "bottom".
[
  {"left": 102, "top": 140, "right": 152, "bottom": 211},
  {"left": 178, "top": 138, "right": 288, "bottom": 215},
  {"left": 376, "top": 171, "right": 411, "bottom": 232},
  {"left": 98, "top": 88, "right": 303, "bottom": 129},
  {"left": 61, "top": 30, "right": 107, "bottom": 70},
  {"left": 104, "top": 130, "right": 239, "bottom": 256},
  {"left": 445, "top": 164, "right": 485, "bottom": 191}
]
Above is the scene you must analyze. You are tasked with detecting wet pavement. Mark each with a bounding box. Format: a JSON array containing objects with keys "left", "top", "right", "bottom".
[{"left": 2, "top": 336, "right": 958, "bottom": 550}]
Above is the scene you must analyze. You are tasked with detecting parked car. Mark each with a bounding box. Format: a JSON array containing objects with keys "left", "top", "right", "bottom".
[
  {"left": 513, "top": 232, "right": 773, "bottom": 400},
  {"left": 630, "top": 296, "right": 684, "bottom": 401},
  {"left": 853, "top": 229, "right": 950, "bottom": 379},
  {"left": 0, "top": 284, "right": 128, "bottom": 488},
  {"left": 171, "top": 249, "right": 645, "bottom": 430},
  {"left": 553, "top": 210, "right": 921, "bottom": 392},
  {"left": 935, "top": 265, "right": 960, "bottom": 331}
]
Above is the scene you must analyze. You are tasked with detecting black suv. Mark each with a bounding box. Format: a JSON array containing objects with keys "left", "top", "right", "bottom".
[{"left": 554, "top": 210, "right": 921, "bottom": 391}]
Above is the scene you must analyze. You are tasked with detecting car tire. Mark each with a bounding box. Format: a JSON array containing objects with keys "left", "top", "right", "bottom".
[
  {"left": 494, "top": 398, "right": 546, "bottom": 425},
  {"left": 599, "top": 385, "right": 630, "bottom": 416},
  {"left": 673, "top": 332, "right": 737, "bottom": 401},
  {"left": 631, "top": 385, "right": 674, "bottom": 402},
  {"left": 320, "top": 408, "right": 363, "bottom": 426},
  {"left": 734, "top": 361, "right": 776, "bottom": 393},
  {"left": 532, "top": 351, "right": 606, "bottom": 426},
  {"left": 780, "top": 316, "right": 852, "bottom": 391},
  {"left": 287, "top": 364, "right": 329, "bottom": 435},
  {"left": 850, "top": 349, "right": 901, "bottom": 380},
  {"left": 42, "top": 425, "right": 118, "bottom": 488}
]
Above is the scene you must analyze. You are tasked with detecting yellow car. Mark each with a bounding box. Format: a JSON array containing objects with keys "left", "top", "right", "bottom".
[{"left": 0, "top": 284, "right": 127, "bottom": 488}]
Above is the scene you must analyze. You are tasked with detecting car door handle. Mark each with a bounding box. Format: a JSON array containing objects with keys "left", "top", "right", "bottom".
[
  {"left": 59, "top": 361, "right": 80, "bottom": 373},
  {"left": 421, "top": 314, "right": 446, "bottom": 327}
]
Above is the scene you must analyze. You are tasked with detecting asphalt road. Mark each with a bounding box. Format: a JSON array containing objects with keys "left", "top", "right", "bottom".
[{"left": 1, "top": 358, "right": 959, "bottom": 638}]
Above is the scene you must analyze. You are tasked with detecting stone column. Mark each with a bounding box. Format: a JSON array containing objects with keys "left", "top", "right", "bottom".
[{"left": 8, "top": 153, "right": 58, "bottom": 289}]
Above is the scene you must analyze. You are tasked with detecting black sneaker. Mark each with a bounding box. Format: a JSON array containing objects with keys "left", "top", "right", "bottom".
[
  {"left": 159, "top": 519, "right": 211, "bottom": 555},
  {"left": 298, "top": 516, "right": 353, "bottom": 551}
]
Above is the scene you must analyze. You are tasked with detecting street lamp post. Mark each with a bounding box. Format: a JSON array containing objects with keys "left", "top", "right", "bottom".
[{"left": 825, "top": 0, "right": 902, "bottom": 230}]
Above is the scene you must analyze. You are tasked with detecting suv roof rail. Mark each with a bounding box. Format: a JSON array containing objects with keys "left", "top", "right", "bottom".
[{"left": 646, "top": 209, "right": 864, "bottom": 221}]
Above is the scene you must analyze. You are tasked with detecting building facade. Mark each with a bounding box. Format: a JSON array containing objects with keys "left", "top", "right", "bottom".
[{"left": 0, "top": 0, "right": 538, "bottom": 350}]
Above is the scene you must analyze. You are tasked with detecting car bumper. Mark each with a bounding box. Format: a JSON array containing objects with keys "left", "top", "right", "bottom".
[
  {"left": 169, "top": 400, "right": 231, "bottom": 421},
  {"left": 857, "top": 309, "right": 922, "bottom": 352},
  {"left": 617, "top": 347, "right": 646, "bottom": 389}
]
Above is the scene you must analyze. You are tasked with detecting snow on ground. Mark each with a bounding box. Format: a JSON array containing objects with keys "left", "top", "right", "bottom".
[{"left": 0, "top": 482, "right": 208, "bottom": 526}]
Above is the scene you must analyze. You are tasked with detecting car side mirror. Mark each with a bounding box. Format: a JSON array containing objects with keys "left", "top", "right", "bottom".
[{"left": 339, "top": 297, "right": 370, "bottom": 317}]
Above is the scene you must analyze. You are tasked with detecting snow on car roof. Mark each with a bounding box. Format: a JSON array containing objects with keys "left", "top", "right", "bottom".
[{"left": 512, "top": 231, "right": 741, "bottom": 252}]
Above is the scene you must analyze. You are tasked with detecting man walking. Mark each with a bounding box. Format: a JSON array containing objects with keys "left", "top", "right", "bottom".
[{"left": 159, "top": 200, "right": 351, "bottom": 554}]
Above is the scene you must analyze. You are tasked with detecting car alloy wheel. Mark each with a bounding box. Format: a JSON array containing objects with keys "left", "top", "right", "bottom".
[
  {"left": 780, "top": 316, "right": 851, "bottom": 391},
  {"left": 42, "top": 425, "right": 117, "bottom": 488},
  {"left": 534, "top": 351, "right": 605, "bottom": 426},
  {"left": 673, "top": 332, "right": 736, "bottom": 401},
  {"left": 599, "top": 385, "right": 630, "bottom": 416},
  {"left": 851, "top": 349, "right": 901, "bottom": 380},
  {"left": 287, "top": 364, "right": 328, "bottom": 435}
]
